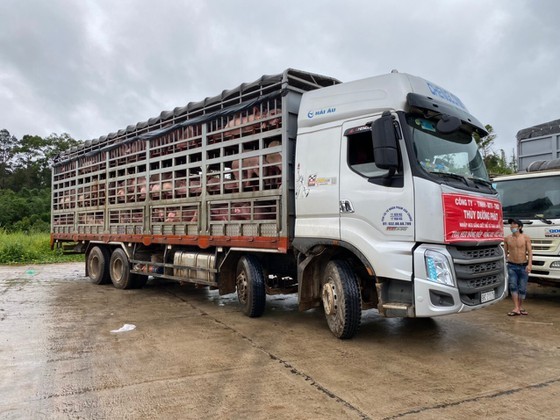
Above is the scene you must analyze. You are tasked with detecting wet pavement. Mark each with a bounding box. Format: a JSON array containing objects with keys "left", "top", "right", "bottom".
[{"left": 1, "top": 262, "right": 559, "bottom": 419}]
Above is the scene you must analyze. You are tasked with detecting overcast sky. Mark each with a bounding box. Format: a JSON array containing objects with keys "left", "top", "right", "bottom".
[{"left": 1, "top": 0, "right": 559, "bottom": 156}]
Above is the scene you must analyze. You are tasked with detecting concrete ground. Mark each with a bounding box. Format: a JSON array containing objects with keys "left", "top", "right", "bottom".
[{"left": 1, "top": 262, "right": 559, "bottom": 419}]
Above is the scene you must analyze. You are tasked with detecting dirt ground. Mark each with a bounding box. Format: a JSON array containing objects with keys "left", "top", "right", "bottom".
[{"left": 1, "top": 262, "right": 559, "bottom": 419}]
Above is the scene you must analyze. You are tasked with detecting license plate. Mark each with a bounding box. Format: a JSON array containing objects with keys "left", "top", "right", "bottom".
[{"left": 481, "top": 290, "right": 495, "bottom": 303}]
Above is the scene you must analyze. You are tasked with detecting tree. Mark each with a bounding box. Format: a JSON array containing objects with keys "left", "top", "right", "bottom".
[
  {"left": 0, "top": 129, "right": 18, "bottom": 188},
  {"left": 0, "top": 129, "right": 81, "bottom": 232},
  {"left": 10, "top": 133, "right": 80, "bottom": 191},
  {"left": 509, "top": 148, "right": 518, "bottom": 173},
  {"left": 12, "top": 134, "right": 48, "bottom": 190},
  {"left": 474, "top": 124, "right": 515, "bottom": 176},
  {"left": 44, "top": 133, "right": 80, "bottom": 163},
  {"left": 474, "top": 124, "right": 496, "bottom": 161}
]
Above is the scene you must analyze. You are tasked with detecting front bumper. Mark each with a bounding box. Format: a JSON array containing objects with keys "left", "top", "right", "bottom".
[{"left": 413, "top": 243, "right": 507, "bottom": 317}]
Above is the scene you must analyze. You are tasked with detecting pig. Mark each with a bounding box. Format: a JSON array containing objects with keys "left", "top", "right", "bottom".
[
  {"left": 149, "top": 174, "right": 163, "bottom": 199},
  {"left": 152, "top": 208, "right": 165, "bottom": 223},
  {"left": 231, "top": 202, "right": 252, "bottom": 220},
  {"left": 265, "top": 140, "right": 282, "bottom": 188},
  {"left": 206, "top": 174, "right": 221, "bottom": 193},
  {"left": 175, "top": 179, "right": 187, "bottom": 197},
  {"left": 116, "top": 182, "right": 126, "bottom": 202},
  {"left": 232, "top": 156, "right": 260, "bottom": 190},
  {"left": 165, "top": 211, "right": 180, "bottom": 223},
  {"left": 264, "top": 108, "right": 282, "bottom": 130},
  {"left": 188, "top": 210, "right": 198, "bottom": 223},
  {"left": 176, "top": 126, "right": 196, "bottom": 150},
  {"left": 161, "top": 181, "right": 173, "bottom": 199},
  {"left": 210, "top": 205, "right": 229, "bottom": 221},
  {"left": 150, "top": 183, "right": 161, "bottom": 199},
  {"left": 126, "top": 178, "right": 137, "bottom": 202},
  {"left": 136, "top": 177, "right": 147, "bottom": 201},
  {"left": 188, "top": 178, "right": 202, "bottom": 196},
  {"left": 223, "top": 106, "right": 262, "bottom": 138}
]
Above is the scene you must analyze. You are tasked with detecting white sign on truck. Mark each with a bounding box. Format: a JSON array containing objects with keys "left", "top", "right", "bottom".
[{"left": 52, "top": 69, "right": 506, "bottom": 338}]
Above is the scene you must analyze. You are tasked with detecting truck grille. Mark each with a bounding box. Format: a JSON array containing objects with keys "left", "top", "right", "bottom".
[
  {"left": 447, "top": 244, "right": 506, "bottom": 306},
  {"left": 531, "top": 239, "right": 559, "bottom": 254}
]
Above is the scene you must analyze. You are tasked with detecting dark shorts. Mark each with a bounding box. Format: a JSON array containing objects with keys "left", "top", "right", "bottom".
[{"left": 508, "top": 263, "right": 528, "bottom": 299}]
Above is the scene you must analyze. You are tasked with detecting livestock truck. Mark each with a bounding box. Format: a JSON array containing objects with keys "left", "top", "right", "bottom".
[
  {"left": 51, "top": 68, "right": 506, "bottom": 338},
  {"left": 493, "top": 119, "right": 560, "bottom": 285}
]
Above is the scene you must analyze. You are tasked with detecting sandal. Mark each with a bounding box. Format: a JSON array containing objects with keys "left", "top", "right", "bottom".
[
  {"left": 507, "top": 311, "right": 520, "bottom": 316},
  {"left": 520, "top": 310, "right": 528, "bottom": 315}
]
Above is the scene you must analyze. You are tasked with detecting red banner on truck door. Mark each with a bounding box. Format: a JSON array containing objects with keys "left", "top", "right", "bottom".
[{"left": 442, "top": 193, "right": 503, "bottom": 243}]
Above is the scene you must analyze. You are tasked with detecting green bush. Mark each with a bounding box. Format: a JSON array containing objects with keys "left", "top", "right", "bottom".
[
  {"left": 13, "top": 216, "right": 50, "bottom": 233},
  {"left": 0, "top": 230, "right": 83, "bottom": 264},
  {"left": 0, "top": 189, "right": 51, "bottom": 233}
]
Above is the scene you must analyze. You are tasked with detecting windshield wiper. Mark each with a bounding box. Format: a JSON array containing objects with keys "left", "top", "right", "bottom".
[
  {"left": 428, "top": 171, "right": 471, "bottom": 186},
  {"left": 535, "top": 215, "right": 553, "bottom": 224},
  {"left": 468, "top": 176, "right": 493, "bottom": 188},
  {"left": 429, "top": 172, "right": 493, "bottom": 189}
]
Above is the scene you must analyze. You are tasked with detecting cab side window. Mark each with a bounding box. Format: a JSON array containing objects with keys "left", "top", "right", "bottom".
[{"left": 347, "top": 131, "right": 388, "bottom": 178}]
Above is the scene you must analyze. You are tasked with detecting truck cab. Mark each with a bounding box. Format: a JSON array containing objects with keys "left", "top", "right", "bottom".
[{"left": 294, "top": 72, "right": 506, "bottom": 330}]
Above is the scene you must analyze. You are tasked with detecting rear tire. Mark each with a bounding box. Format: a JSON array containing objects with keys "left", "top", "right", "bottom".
[
  {"left": 87, "top": 246, "right": 111, "bottom": 285},
  {"left": 321, "top": 260, "right": 361, "bottom": 339},
  {"left": 110, "top": 248, "right": 144, "bottom": 289},
  {"left": 236, "top": 255, "right": 266, "bottom": 317}
]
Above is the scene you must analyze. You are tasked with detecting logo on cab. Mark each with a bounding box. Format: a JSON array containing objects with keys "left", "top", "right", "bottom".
[
  {"left": 545, "top": 228, "right": 560, "bottom": 237},
  {"left": 307, "top": 107, "right": 336, "bottom": 119}
]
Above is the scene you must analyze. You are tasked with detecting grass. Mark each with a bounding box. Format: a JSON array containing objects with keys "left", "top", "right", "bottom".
[{"left": 0, "top": 230, "right": 84, "bottom": 265}]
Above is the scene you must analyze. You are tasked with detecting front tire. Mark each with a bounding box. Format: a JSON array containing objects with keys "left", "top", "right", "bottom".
[
  {"left": 110, "top": 248, "right": 144, "bottom": 289},
  {"left": 236, "top": 255, "right": 266, "bottom": 317},
  {"left": 321, "top": 260, "right": 361, "bottom": 339},
  {"left": 87, "top": 246, "right": 111, "bottom": 285}
]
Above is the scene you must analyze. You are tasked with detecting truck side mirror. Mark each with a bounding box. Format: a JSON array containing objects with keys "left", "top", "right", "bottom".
[{"left": 372, "top": 111, "right": 398, "bottom": 172}]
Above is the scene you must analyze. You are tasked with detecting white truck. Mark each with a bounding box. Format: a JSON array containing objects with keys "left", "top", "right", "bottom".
[
  {"left": 51, "top": 68, "right": 506, "bottom": 338},
  {"left": 493, "top": 159, "right": 560, "bottom": 285}
]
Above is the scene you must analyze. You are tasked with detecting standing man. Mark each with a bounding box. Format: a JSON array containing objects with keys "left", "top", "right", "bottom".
[{"left": 503, "top": 218, "right": 532, "bottom": 316}]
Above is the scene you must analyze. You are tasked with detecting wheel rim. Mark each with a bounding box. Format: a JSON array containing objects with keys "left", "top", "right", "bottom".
[
  {"left": 322, "top": 281, "right": 337, "bottom": 315},
  {"left": 89, "top": 254, "right": 100, "bottom": 278},
  {"left": 236, "top": 271, "right": 248, "bottom": 304},
  {"left": 113, "top": 258, "right": 124, "bottom": 283}
]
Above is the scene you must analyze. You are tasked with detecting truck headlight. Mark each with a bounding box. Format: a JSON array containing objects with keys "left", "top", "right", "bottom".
[
  {"left": 550, "top": 261, "right": 560, "bottom": 269},
  {"left": 425, "top": 250, "right": 454, "bottom": 287}
]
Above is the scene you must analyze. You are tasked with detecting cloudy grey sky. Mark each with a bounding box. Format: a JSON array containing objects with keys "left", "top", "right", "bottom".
[{"left": 1, "top": 0, "right": 559, "bottom": 156}]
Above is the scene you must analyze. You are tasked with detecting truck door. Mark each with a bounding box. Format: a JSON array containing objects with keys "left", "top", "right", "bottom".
[{"left": 339, "top": 118, "right": 415, "bottom": 270}]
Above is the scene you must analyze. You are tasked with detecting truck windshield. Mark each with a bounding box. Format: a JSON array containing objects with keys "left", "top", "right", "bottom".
[
  {"left": 494, "top": 175, "right": 560, "bottom": 219},
  {"left": 406, "top": 114, "right": 489, "bottom": 182}
]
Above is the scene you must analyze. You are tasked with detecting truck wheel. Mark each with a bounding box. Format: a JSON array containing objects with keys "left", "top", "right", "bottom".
[
  {"left": 109, "top": 248, "right": 143, "bottom": 289},
  {"left": 321, "top": 260, "right": 361, "bottom": 339},
  {"left": 87, "top": 246, "right": 111, "bottom": 285},
  {"left": 236, "top": 255, "right": 266, "bottom": 317}
]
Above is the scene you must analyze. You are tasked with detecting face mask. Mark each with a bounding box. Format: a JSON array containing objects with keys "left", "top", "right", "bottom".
[{"left": 510, "top": 227, "right": 518, "bottom": 233}]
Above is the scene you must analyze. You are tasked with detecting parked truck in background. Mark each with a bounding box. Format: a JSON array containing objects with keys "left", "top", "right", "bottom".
[
  {"left": 51, "top": 68, "right": 506, "bottom": 338},
  {"left": 515, "top": 118, "right": 560, "bottom": 171},
  {"left": 493, "top": 119, "right": 560, "bottom": 285}
]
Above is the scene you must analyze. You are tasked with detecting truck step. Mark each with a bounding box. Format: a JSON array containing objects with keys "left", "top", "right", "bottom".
[{"left": 380, "top": 302, "right": 414, "bottom": 318}]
